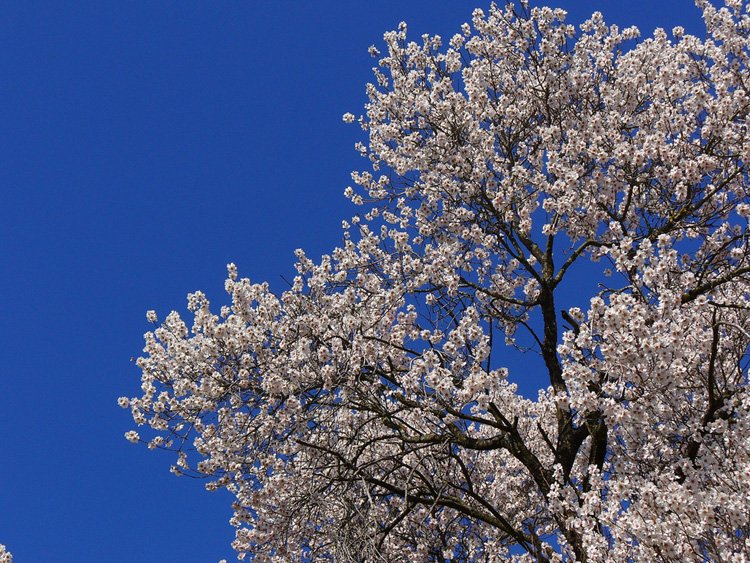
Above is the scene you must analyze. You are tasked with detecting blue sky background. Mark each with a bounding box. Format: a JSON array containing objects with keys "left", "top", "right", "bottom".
[{"left": 0, "top": 1, "right": 706, "bottom": 561}]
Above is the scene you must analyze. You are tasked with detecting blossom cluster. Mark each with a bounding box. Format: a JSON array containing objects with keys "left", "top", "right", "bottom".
[{"left": 124, "top": 2, "right": 750, "bottom": 560}]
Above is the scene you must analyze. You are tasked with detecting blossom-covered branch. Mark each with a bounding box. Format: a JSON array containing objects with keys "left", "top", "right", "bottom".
[{"left": 123, "top": 2, "right": 750, "bottom": 560}]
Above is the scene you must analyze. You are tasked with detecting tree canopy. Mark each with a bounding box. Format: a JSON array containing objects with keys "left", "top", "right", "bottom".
[{"left": 124, "top": 2, "right": 750, "bottom": 560}]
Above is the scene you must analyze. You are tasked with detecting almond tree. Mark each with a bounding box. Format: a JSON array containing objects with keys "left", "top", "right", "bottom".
[{"left": 123, "top": 2, "right": 750, "bottom": 560}]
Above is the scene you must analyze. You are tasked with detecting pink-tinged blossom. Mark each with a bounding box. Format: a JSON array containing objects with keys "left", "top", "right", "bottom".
[{"left": 124, "top": 2, "right": 750, "bottom": 561}]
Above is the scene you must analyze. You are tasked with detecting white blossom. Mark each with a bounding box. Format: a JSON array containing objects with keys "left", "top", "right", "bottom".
[{"left": 124, "top": 3, "right": 750, "bottom": 561}]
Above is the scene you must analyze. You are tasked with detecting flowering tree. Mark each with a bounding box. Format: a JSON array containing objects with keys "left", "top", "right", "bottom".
[{"left": 123, "top": 1, "right": 750, "bottom": 560}]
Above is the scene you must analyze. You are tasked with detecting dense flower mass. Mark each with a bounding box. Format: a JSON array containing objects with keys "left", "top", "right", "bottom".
[
  {"left": 124, "top": 1, "right": 750, "bottom": 560},
  {"left": 0, "top": 544, "right": 12, "bottom": 563}
]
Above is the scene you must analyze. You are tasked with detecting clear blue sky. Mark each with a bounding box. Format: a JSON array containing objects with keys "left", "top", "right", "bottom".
[{"left": 0, "top": 1, "right": 706, "bottom": 561}]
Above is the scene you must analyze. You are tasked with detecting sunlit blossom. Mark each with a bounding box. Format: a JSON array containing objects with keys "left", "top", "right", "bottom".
[{"left": 124, "top": 2, "right": 750, "bottom": 560}]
